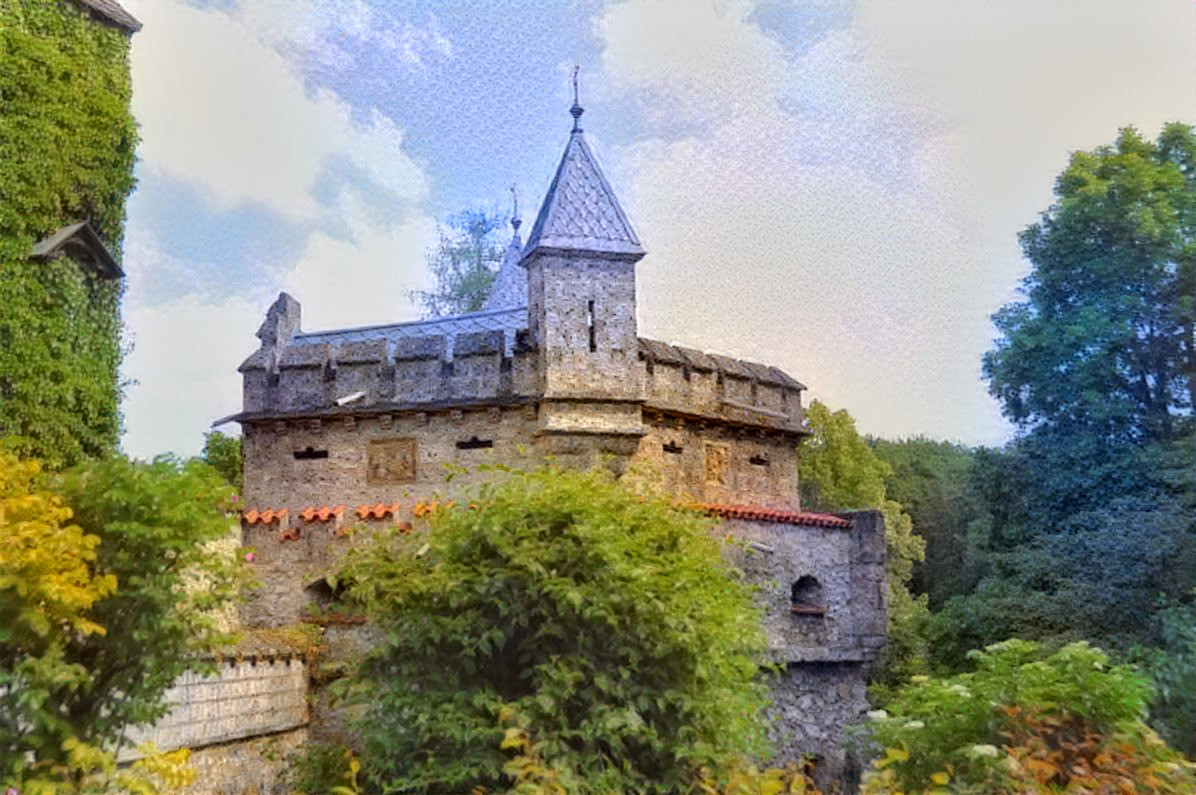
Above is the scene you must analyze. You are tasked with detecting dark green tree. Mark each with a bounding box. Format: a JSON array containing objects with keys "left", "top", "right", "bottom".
[
  {"left": 340, "top": 466, "right": 770, "bottom": 793},
  {"left": 0, "top": 0, "right": 138, "bottom": 468},
  {"left": 202, "top": 429, "right": 243, "bottom": 492},
  {"left": 411, "top": 209, "right": 505, "bottom": 317},
  {"left": 984, "top": 123, "right": 1195, "bottom": 448},
  {"left": 873, "top": 438, "right": 990, "bottom": 609}
]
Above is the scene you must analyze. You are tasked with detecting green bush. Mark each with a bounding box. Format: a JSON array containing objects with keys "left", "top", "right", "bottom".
[
  {"left": 861, "top": 640, "right": 1196, "bottom": 794},
  {"left": 341, "top": 465, "right": 771, "bottom": 793},
  {"left": 2, "top": 453, "right": 244, "bottom": 789}
]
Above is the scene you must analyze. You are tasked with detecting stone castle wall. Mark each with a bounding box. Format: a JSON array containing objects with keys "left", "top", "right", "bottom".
[
  {"left": 118, "top": 656, "right": 308, "bottom": 793},
  {"left": 120, "top": 657, "right": 307, "bottom": 757}
]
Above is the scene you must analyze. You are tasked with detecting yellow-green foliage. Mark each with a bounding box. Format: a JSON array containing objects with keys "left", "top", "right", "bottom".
[
  {"left": 1, "top": 451, "right": 244, "bottom": 790},
  {"left": 0, "top": 0, "right": 138, "bottom": 467},
  {"left": 0, "top": 449, "right": 115, "bottom": 651},
  {"left": 798, "top": 400, "right": 929, "bottom": 684},
  {"left": 862, "top": 640, "right": 1196, "bottom": 794}
]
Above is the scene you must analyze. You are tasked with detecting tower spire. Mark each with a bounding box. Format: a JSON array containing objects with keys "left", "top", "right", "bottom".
[
  {"left": 570, "top": 63, "right": 584, "bottom": 133},
  {"left": 510, "top": 184, "right": 521, "bottom": 231}
]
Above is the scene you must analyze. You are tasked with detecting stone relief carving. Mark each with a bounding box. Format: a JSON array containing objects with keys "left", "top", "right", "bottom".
[
  {"left": 704, "top": 442, "right": 729, "bottom": 486},
  {"left": 367, "top": 438, "right": 417, "bottom": 483}
]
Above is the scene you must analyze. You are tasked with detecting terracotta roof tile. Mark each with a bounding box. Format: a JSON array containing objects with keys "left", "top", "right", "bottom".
[
  {"left": 243, "top": 508, "right": 288, "bottom": 525},
  {"left": 701, "top": 503, "right": 852, "bottom": 529},
  {"left": 300, "top": 505, "right": 345, "bottom": 523},
  {"left": 356, "top": 502, "right": 401, "bottom": 520}
]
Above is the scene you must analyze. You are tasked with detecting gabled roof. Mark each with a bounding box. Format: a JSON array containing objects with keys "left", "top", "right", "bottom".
[
  {"left": 30, "top": 221, "right": 122, "bottom": 279},
  {"left": 72, "top": 0, "right": 142, "bottom": 32},
  {"left": 523, "top": 130, "right": 644, "bottom": 260}
]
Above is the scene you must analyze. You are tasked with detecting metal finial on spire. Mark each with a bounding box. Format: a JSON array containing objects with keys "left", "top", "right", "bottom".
[
  {"left": 570, "top": 63, "right": 584, "bottom": 132},
  {"left": 509, "top": 185, "right": 521, "bottom": 231}
]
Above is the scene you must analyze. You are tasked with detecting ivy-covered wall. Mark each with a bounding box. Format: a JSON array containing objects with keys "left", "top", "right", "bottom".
[{"left": 0, "top": 0, "right": 137, "bottom": 467}]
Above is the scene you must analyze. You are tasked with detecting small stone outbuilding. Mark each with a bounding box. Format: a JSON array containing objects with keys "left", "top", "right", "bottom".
[{"left": 231, "top": 101, "right": 887, "bottom": 790}]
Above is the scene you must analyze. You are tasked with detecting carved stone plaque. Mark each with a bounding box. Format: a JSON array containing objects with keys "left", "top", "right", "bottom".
[
  {"left": 367, "top": 438, "right": 417, "bottom": 484},
  {"left": 704, "top": 442, "right": 729, "bottom": 486}
]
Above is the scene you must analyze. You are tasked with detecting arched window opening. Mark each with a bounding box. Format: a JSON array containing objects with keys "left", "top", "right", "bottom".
[{"left": 790, "top": 575, "right": 826, "bottom": 616}]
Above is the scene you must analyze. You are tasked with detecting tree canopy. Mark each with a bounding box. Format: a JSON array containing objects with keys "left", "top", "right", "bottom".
[
  {"left": 340, "top": 466, "right": 770, "bottom": 793},
  {"left": 984, "top": 123, "right": 1196, "bottom": 447},
  {"left": 411, "top": 209, "right": 506, "bottom": 317}
]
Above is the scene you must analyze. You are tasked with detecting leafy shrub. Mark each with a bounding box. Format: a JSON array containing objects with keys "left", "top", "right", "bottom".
[
  {"left": 861, "top": 640, "right": 1196, "bottom": 794},
  {"left": 341, "top": 465, "right": 770, "bottom": 793},
  {"left": 1, "top": 451, "right": 244, "bottom": 789}
]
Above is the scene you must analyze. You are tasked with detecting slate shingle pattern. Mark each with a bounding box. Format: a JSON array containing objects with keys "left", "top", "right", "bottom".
[
  {"left": 524, "top": 133, "right": 644, "bottom": 257},
  {"left": 482, "top": 225, "right": 527, "bottom": 311}
]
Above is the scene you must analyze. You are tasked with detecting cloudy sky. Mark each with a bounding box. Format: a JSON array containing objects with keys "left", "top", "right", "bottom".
[{"left": 117, "top": 0, "right": 1196, "bottom": 460}]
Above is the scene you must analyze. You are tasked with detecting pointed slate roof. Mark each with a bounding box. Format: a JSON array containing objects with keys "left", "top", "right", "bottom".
[
  {"left": 483, "top": 217, "right": 527, "bottom": 311},
  {"left": 523, "top": 126, "right": 644, "bottom": 261}
]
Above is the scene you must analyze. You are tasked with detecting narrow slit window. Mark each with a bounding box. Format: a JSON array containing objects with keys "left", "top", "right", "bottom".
[
  {"left": 294, "top": 447, "right": 329, "bottom": 460},
  {"left": 749, "top": 454, "right": 770, "bottom": 467},
  {"left": 663, "top": 441, "right": 683, "bottom": 454},
  {"left": 586, "top": 300, "right": 597, "bottom": 352},
  {"left": 456, "top": 436, "right": 494, "bottom": 450}
]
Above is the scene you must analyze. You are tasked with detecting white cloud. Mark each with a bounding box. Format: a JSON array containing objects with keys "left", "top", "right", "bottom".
[
  {"left": 235, "top": 0, "right": 452, "bottom": 70},
  {"left": 283, "top": 192, "right": 438, "bottom": 332},
  {"left": 125, "top": 0, "right": 429, "bottom": 221},
  {"left": 598, "top": 0, "right": 1195, "bottom": 445},
  {"left": 119, "top": 0, "right": 444, "bottom": 458},
  {"left": 121, "top": 230, "right": 267, "bottom": 458}
]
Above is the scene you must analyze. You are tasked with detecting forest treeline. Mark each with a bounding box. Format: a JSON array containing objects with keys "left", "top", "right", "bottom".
[{"left": 801, "top": 122, "right": 1196, "bottom": 762}]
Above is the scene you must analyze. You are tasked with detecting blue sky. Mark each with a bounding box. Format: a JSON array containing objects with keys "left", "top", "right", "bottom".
[{"left": 118, "top": 0, "right": 1196, "bottom": 459}]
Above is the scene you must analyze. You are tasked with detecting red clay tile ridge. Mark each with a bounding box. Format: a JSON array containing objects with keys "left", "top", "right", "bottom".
[
  {"left": 356, "top": 503, "right": 401, "bottom": 520},
  {"left": 243, "top": 508, "right": 288, "bottom": 525},
  {"left": 72, "top": 0, "right": 142, "bottom": 32},
  {"left": 701, "top": 503, "right": 853, "bottom": 529},
  {"left": 300, "top": 505, "right": 345, "bottom": 523}
]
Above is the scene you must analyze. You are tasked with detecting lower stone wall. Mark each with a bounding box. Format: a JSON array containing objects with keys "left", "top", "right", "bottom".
[
  {"left": 182, "top": 727, "right": 307, "bottom": 795},
  {"left": 118, "top": 656, "right": 308, "bottom": 792},
  {"left": 766, "top": 661, "right": 869, "bottom": 794},
  {"left": 122, "top": 657, "right": 308, "bottom": 757}
]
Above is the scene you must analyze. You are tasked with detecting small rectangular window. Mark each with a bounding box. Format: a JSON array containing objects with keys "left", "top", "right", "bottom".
[
  {"left": 749, "top": 455, "right": 769, "bottom": 467},
  {"left": 663, "top": 441, "right": 683, "bottom": 454},
  {"left": 586, "top": 300, "right": 596, "bottom": 352},
  {"left": 294, "top": 447, "right": 329, "bottom": 460},
  {"left": 456, "top": 436, "right": 494, "bottom": 450}
]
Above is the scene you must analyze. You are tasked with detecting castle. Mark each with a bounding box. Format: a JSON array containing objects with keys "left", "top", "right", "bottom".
[{"left": 231, "top": 99, "right": 888, "bottom": 788}]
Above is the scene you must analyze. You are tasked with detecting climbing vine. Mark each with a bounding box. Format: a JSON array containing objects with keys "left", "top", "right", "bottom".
[{"left": 0, "top": 0, "right": 137, "bottom": 467}]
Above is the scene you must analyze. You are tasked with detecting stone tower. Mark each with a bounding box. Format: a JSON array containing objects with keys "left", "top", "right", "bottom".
[{"left": 521, "top": 100, "right": 647, "bottom": 465}]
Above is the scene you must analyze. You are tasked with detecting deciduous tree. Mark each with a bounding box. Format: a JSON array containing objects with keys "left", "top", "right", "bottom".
[
  {"left": 341, "top": 466, "right": 770, "bottom": 793},
  {"left": 411, "top": 209, "right": 505, "bottom": 317},
  {"left": 984, "top": 123, "right": 1196, "bottom": 447},
  {"left": 1, "top": 452, "right": 243, "bottom": 788}
]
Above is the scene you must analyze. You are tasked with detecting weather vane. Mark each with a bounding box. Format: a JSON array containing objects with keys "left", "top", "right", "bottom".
[{"left": 570, "top": 63, "right": 584, "bottom": 132}]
